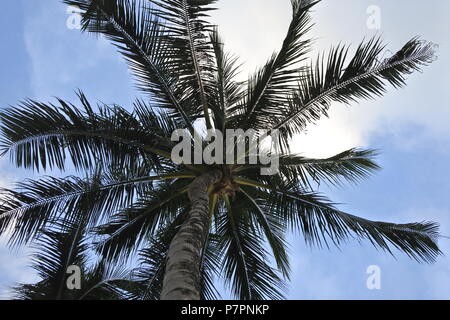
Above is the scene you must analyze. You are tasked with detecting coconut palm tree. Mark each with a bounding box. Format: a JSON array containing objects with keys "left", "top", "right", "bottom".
[
  {"left": 12, "top": 211, "right": 134, "bottom": 300},
  {"left": 0, "top": 0, "right": 441, "bottom": 300}
]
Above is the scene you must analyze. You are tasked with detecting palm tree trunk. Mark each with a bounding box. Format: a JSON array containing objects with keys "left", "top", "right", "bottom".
[{"left": 160, "top": 170, "right": 222, "bottom": 300}]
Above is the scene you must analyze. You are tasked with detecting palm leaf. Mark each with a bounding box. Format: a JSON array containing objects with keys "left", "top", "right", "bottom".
[
  {"left": 238, "top": 187, "right": 290, "bottom": 279},
  {"left": 238, "top": 148, "right": 380, "bottom": 189},
  {"left": 249, "top": 179, "right": 442, "bottom": 263},
  {"left": 77, "top": 261, "right": 134, "bottom": 300},
  {"left": 0, "top": 91, "right": 172, "bottom": 172},
  {"left": 94, "top": 179, "right": 191, "bottom": 262},
  {"left": 13, "top": 215, "right": 133, "bottom": 300},
  {"left": 273, "top": 37, "right": 437, "bottom": 136},
  {"left": 0, "top": 168, "right": 179, "bottom": 247},
  {"left": 64, "top": 0, "right": 196, "bottom": 128},
  {"left": 217, "top": 195, "right": 287, "bottom": 300},
  {"left": 209, "top": 29, "right": 244, "bottom": 131},
  {"left": 232, "top": 0, "right": 318, "bottom": 130},
  {"left": 12, "top": 214, "right": 88, "bottom": 299},
  {"left": 148, "top": 0, "right": 218, "bottom": 128}
]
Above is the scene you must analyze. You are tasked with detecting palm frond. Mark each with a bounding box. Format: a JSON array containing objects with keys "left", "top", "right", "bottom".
[
  {"left": 238, "top": 187, "right": 290, "bottom": 278},
  {"left": 217, "top": 195, "right": 287, "bottom": 300},
  {"left": 148, "top": 0, "right": 217, "bottom": 128},
  {"left": 132, "top": 238, "right": 170, "bottom": 300},
  {"left": 133, "top": 99, "right": 181, "bottom": 139},
  {"left": 77, "top": 261, "right": 134, "bottom": 300},
  {"left": 0, "top": 91, "right": 171, "bottom": 172},
  {"left": 13, "top": 215, "right": 133, "bottom": 300},
  {"left": 257, "top": 180, "right": 441, "bottom": 263},
  {"left": 94, "top": 179, "right": 191, "bottom": 262},
  {"left": 198, "top": 233, "right": 222, "bottom": 300},
  {"left": 209, "top": 29, "right": 244, "bottom": 131},
  {"left": 232, "top": 0, "right": 318, "bottom": 130},
  {"left": 238, "top": 148, "right": 380, "bottom": 189},
  {"left": 273, "top": 37, "right": 437, "bottom": 135},
  {"left": 63, "top": 0, "right": 196, "bottom": 128},
  {"left": 0, "top": 169, "right": 170, "bottom": 247},
  {"left": 280, "top": 148, "right": 380, "bottom": 188},
  {"left": 12, "top": 214, "right": 88, "bottom": 300}
]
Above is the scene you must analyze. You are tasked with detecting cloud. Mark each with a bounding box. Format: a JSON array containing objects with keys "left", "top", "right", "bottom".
[{"left": 213, "top": 0, "right": 450, "bottom": 157}]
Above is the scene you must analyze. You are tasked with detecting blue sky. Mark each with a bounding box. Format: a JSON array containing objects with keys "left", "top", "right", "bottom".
[{"left": 1, "top": 0, "right": 450, "bottom": 299}]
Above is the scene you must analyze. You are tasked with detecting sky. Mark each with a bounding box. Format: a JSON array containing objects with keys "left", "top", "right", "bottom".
[{"left": 0, "top": 0, "right": 450, "bottom": 299}]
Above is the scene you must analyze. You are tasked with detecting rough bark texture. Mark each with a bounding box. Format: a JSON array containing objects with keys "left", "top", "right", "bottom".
[{"left": 160, "top": 170, "right": 222, "bottom": 300}]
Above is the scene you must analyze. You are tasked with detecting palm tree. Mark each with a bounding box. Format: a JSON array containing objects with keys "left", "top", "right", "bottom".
[
  {"left": 0, "top": 0, "right": 441, "bottom": 300},
  {"left": 11, "top": 212, "right": 134, "bottom": 300}
]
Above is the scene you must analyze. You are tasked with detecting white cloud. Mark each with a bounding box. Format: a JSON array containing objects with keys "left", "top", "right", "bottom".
[
  {"left": 211, "top": 0, "right": 291, "bottom": 73},
  {"left": 213, "top": 0, "right": 450, "bottom": 157}
]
